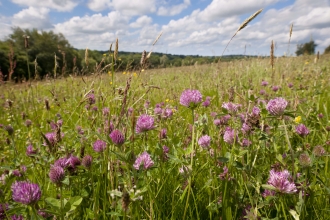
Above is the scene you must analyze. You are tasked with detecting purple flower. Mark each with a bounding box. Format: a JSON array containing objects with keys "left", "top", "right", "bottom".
[
  {"left": 128, "top": 107, "right": 134, "bottom": 115},
  {"left": 163, "top": 146, "right": 169, "bottom": 161},
  {"left": 179, "top": 165, "right": 189, "bottom": 174},
  {"left": 241, "top": 123, "right": 251, "bottom": 134},
  {"left": 102, "top": 107, "right": 110, "bottom": 116},
  {"left": 251, "top": 106, "right": 261, "bottom": 116},
  {"left": 11, "top": 215, "right": 24, "bottom": 220},
  {"left": 44, "top": 132, "right": 61, "bottom": 147},
  {"left": 11, "top": 181, "right": 41, "bottom": 205},
  {"left": 261, "top": 80, "right": 268, "bottom": 86},
  {"left": 214, "top": 115, "right": 231, "bottom": 127},
  {"left": 104, "top": 120, "right": 114, "bottom": 134},
  {"left": 154, "top": 106, "right": 162, "bottom": 115},
  {"left": 0, "top": 203, "right": 9, "bottom": 220},
  {"left": 267, "top": 169, "right": 297, "bottom": 194},
  {"left": 26, "top": 144, "right": 37, "bottom": 156},
  {"left": 198, "top": 135, "right": 211, "bottom": 148},
  {"left": 299, "top": 153, "right": 311, "bottom": 167},
  {"left": 162, "top": 108, "right": 173, "bottom": 119},
  {"left": 223, "top": 127, "right": 236, "bottom": 144},
  {"left": 313, "top": 145, "right": 326, "bottom": 157},
  {"left": 12, "top": 170, "right": 21, "bottom": 177},
  {"left": 49, "top": 166, "right": 65, "bottom": 185},
  {"left": 210, "top": 112, "right": 217, "bottom": 118},
  {"left": 266, "top": 97, "right": 288, "bottom": 116},
  {"left": 135, "top": 114, "right": 155, "bottom": 134},
  {"left": 272, "top": 86, "right": 280, "bottom": 92},
  {"left": 219, "top": 166, "right": 231, "bottom": 180},
  {"left": 54, "top": 155, "right": 81, "bottom": 170},
  {"left": 25, "top": 119, "right": 32, "bottom": 127},
  {"left": 163, "top": 146, "right": 169, "bottom": 154},
  {"left": 222, "top": 102, "right": 241, "bottom": 113},
  {"left": 159, "top": 128, "right": 167, "bottom": 139},
  {"left": 109, "top": 130, "right": 125, "bottom": 146},
  {"left": 91, "top": 106, "right": 98, "bottom": 112},
  {"left": 38, "top": 210, "right": 52, "bottom": 218},
  {"left": 144, "top": 100, "right": 150, "bottom": 109},
  {"left": 93, "top": 140, "right": 107, "bottom": 153},
  {"left": 86, "top": 93, "right": 95, "bottom": 105},
  {"left": 296, "top": 124, "right": 310, "bottom": 137},
  {"left": 213, "top": 119, "right": 221, "bottom": 127},
  {"left": 82, "top": 155, "right": 93, "bottom": 169},
  {"left": 179, "top": 89, "right": 202, "bottom": 108},
  {"left": 288, "top": 83, "right": 293, "bottom": 88},
  {"left": 260, "top": 89, "right": 266, "bottom": 95},
  {"left": 241, "top": 138, "right": 252, "bottom": 147},
  {"left": 202, "top": 96, "right": 211, "bottom": 107},
  {"left": 262, "top": 189, "right": 276, "bottom": 198},
  {"left": 133, "top": 152, "right": 154, "bottom": 170},
  {"left": 50, "top": 121, "right": 57, "bottom": 130},
  {"left": 54, "top": 158, "right": 68, "bottom": 168}
]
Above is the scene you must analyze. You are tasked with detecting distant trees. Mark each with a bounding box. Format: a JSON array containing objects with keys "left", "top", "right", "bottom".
[
  {"left": 0, "top": 27, "right": 253, "bottom": 83},
  {"left": 0, "top": 27, "right": 82, "bottom": 81},
  {"left": 296, "top": 40, "right": 317, "bottom": 56},
  {"left": 324, "top": 45, "right": 330, "bottom": 54}
]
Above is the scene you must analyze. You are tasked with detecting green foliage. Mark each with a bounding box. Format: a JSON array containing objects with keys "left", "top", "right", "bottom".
[
  {"left": 0, "top": 55, "right": 330, "bottom": 219},
  {"left": 324, "top": 45, "right": 330, "bottom": 54},
  {"left": 296, "top": 40, "right": 317, "bottom": 56},
  {"left": 0, "top": 27, "right": 82, "bottom": 80}
]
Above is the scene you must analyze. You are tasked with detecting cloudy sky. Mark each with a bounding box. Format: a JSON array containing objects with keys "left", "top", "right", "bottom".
[{"left": 0, "top": 0, "right": 329, "bottom": 56}]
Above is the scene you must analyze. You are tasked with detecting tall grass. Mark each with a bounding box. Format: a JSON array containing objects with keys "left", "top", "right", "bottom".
[{"left": 0, "top": 53, "right": 329, "bottom": 219}]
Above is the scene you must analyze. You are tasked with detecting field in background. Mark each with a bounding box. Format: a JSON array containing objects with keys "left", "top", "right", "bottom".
[{"left": 0, "top": 54, "right": 330, "bottom": 219}]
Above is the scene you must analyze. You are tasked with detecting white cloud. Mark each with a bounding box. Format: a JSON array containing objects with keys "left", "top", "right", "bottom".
[
  {"left": 157, "top": 0, "right": 190, "bottom": 16},
  {"left": 87, "top": 0, "right": 111, "bottom": 11},
  {"left": 294, "top": 8, "right": 330, "bottom": 29},
  {"left": 87, "top": 0, "right": 156, "bottom": 15},
  {"left": 130, "top": 16, "right": 152, "bottom": 28},
  {"left": 198, "top": 0, "right": 280, "bottom": 22},
  {"left": 54, "top": 11, "right": 130, "bottom": 35},
  {"left": 12, "top": 7, "right": 53, "bottom": 29},
  {"left": 12, "top": 0, "right": 78, "bottom": 12},
  {"left": 53, "top": 11, "right": 132, "bottom": 50}
]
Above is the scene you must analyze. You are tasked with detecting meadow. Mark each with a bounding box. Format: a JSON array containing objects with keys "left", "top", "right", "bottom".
[{"left": 0, "top": 53, "right": 330, "bottom": 219}]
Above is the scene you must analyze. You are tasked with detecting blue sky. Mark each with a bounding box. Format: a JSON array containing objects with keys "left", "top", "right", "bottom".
[{"left": 0, "top": 0, "right": 329, "bottom": 56}]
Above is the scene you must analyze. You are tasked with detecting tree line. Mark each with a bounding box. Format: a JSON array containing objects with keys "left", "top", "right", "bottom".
[{"left": 1, "top": 28, "right": 328, "bottom": 82}]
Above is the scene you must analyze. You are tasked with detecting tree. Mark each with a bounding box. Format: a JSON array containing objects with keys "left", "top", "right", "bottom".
[
  {"left": 3, "top": 27, "right": 82, "bottom": 80},
  {"left": 324, "top": 45, "right": 330, "bottom": 54},
  {"left": 296, "top": 40, "right": 317, "bottom": 56}
]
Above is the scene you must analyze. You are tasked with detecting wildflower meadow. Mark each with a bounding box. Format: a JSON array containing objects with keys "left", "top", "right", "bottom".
[{"left": 0, "top": 50, "right": 329, "bottom": 220}]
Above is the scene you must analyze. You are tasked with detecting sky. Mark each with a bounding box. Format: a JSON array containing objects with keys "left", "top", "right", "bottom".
[{"left": 0, "top": 0, "right": 329, "bottom": 56}]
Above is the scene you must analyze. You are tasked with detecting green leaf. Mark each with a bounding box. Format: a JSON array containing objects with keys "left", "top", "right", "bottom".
[
  {"left": 261, "top": 184, "right": 276, "bottom": 191},
  {"left": 238, "top": 150, "right": 248, "bottom": 157},
  {"left": 289, "top": 209, "right": 300, "bottom": 220},
  {"left": 45, "top": 197, "right": 61, "bottom": 210},
  {"left": 218, "top": 157, "right": 229, "bottom": 163},
  {"left": 233, "top": 161, "right": 243, "bottom": 169}
]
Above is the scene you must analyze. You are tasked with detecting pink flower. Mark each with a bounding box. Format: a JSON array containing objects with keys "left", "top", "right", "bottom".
[
  {"left": 133, "top": 152, "right": 154, "bottom": 170},
  {"left": 267, "top": 169, "right": 297, "bottom": 194}
]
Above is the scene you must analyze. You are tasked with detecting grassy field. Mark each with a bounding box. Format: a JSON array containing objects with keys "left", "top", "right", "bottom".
[{"left": 0, "top": 54, "right": 330, "bottom": 219}]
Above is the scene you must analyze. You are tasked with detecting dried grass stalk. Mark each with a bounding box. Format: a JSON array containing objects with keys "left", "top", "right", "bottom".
[
  {"left": 114, "top": 38, "right": 119, "bottom": 61},
  {"left": 220, "top": 8, "right": 263, "bottom": 61},
  {"left": 140, "top": 50, "right": 147, "bottom": 65},
  {"left": 109, "top": 43, "right": 112, "bottom": 54},
  {"left": 153, "top": 32, "right": 163, "bottom": 46},
  {"left": 270, "top": 40, "right": 275, "bottom": 78},
  {"left": 85, "top": 48, "right": 89, "bottom": 66},
  {"left": 236, "top": 9, "right": 263, "bottom": 34}
]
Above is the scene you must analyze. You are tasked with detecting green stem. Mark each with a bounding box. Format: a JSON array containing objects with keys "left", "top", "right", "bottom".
[
  {"left": 280, "top": 196, "right": 288, "bottom": 220},
  {"left": 183, "top": 109, "right": 195, "bottom": 219},
  {"left": 282, "top": 119, "right": 295, "bottom": 180},
  {"left": 60, "top": 185, "right": 64, "bottom": 220}
]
